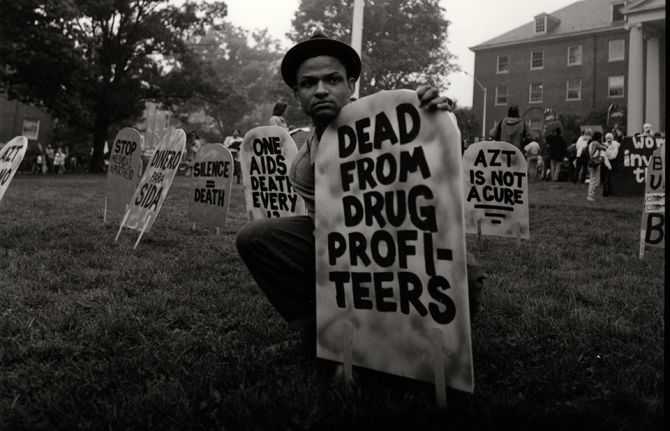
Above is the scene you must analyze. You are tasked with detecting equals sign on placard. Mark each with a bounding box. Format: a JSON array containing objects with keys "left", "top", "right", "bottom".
[
  {"left": 206, "top": 180, "right": 215, "bottom": 188},
  {"left": 474, "top": 204, "right": 513, "bottom": 225}
]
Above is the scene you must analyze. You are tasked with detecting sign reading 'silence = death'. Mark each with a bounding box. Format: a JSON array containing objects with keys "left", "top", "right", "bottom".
[
  {"left": 188, "top": 143, "right": 234, "bottom": 229},
  {"left": 462, "top": 141, "right": 529, "bottom": 239}
]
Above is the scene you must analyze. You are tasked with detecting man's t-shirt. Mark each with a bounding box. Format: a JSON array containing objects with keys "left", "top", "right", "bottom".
[{"left": 289, "top": 134, "right": 317, "bottom": 219}]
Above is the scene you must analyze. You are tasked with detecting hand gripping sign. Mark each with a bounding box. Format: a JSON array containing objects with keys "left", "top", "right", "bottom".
[
  {"left": 104, "top": 127, "right": 143, "bottom": 223},
  {"left": 187, "top": 143, "right": 234, "bottom": 230},
  {"left": 0, "top": 136, "right": 28, "bottom": 205},
  {"left": 239, "top": 126, "right": 305, "bottom": 220},
  {"left": 462, "top": 141, "right": 530, "bottom": 240},
  {"left": 315, "top": 90, "right": 474, "bottom": 394},
  {"left": 639, "top": 142, "right": 665, "bottom": 258},
  {"left": 116, "top": 128, "right": 185, "bottom": 248}
]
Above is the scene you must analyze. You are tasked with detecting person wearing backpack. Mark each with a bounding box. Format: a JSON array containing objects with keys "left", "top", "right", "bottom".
[{"left": 586, "top": 131, "right": 608, "bottom": 202}]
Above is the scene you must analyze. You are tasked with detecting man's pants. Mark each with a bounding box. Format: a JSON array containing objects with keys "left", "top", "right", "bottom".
[
  {"left": 574, "top": 159, "right": 587, "bottom": 183},
  {"left": 587, "top": 165, "right": 601, "bottom": 200},
  {"left": 600, "top": 165, "right": 613, "bottom": 196},
  {"left": 550, "top": 159, "right": 562, "bottom": 181},
  {"left": 236, "top": 216, "right": 486, "bottom": 326},
  {"left": 527, "top": 156, "right": 539, "bottom": 181}
]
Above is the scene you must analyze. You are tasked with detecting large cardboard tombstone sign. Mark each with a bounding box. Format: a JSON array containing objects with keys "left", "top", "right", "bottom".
[
  {"left": 611, "top": 135, "right": 663, "bottom": 195},
  {"left": 105, "top": 127, "right": 143, "bottom": 218},
  {"left": 121, "top": 128, "right": 185, "bottom": 235},
  {"left": 462, "top": 141, "right": 530, "bottom": 239},
  {"left": 0, "top": 136, "right": 28, "bottom": 205},
  {"left": 240, "top": 126, "right": 305, "bottom": 220},
  {"left": 315, "top": 90, "right": 473, "bottom": 393},
  {"left": 187, "top": 143, "right": 234, "bottom": 228},
  {"left": 640, "top": 142, "right": 665, "bottom": 256}
]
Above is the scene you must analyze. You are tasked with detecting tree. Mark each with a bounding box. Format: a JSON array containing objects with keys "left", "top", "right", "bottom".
[
  {"left": 453, "top": 105, "right": 481, "bottom": 144},
  {"left": 0, "top": 0, "right": 228, "bottom": 172},
  {"left": 289, "top": 0, "right": 456, "bottom": 96}
]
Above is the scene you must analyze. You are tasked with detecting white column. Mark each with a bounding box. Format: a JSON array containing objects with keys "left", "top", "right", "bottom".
[
  {"left": 645, "top": 36, "right": 660, "bottom": 130},
  {"left": 626, "top": 24, "right": 644, "bottom": 134}
]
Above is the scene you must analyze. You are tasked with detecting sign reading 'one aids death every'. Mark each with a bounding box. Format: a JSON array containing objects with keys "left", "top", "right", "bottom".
[
  {"left": 0, "top": 136, "right": 28, "bottom": 205},
  {"left": 640, "top": 142, "right": 664, "bottom": 257},
  {"left": 462, "top": 141, "right": 529, "bottom": 239},
  {"left": 240, "top": 126, "right": 305, "bottom": 220},
  {"left": 187, "top": 143, "right": 234, "bottom": 228},
  {"left": 105, "top": 127, "right": 143, "bottom": 217},
  {"left": 315, "top": 90, "right": 473, "bottom": 393},
  {"left": 122, "top": 128, "right": 185, "bottom": 233}
]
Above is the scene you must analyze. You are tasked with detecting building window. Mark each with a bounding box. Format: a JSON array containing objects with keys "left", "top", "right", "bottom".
[
  {"left": 609, "top": 39, "right": 625, "bottom": 62},
  {"left": 608, "top": 75, "right": 624, "bottom": 98},
  {"left": 566, "top": 79, "right": 582, "bottom": 101},
  {"left": 530, "top": 51, "right": 544, "bottom": 70},
  {"left": 497, "top": 56, "right": 509, "bottom": 74},
  {"left": 529, "top": 82, "right": 543, "bottom": 103},
  {"left": 612, "top": 3, "right": 625, "bottom": 22},
  {"left": 567, "top": 45, "right": 582, "bottom": 66},
  {"left": 534, "top": 17, "right": 546, "bottom": 33},
  {"left": 495, "top": 86, "right": 508, "bottom": 105}
]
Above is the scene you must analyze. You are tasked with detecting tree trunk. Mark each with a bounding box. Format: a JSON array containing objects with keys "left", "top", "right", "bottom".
[{"left": 90, "top": 117, "right": 110, "bottom": 173}]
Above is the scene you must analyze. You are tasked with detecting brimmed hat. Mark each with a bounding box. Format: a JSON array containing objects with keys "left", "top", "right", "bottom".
[{"left": 280, "top": 30, "right": 361, "bottom": 88}]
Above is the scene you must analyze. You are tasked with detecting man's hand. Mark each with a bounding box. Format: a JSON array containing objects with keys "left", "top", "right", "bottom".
[{"left": 416, "top": 84, "right": 453, "bottom": 112}]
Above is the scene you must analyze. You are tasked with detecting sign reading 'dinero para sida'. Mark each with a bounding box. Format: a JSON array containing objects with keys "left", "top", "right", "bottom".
[
  {"left": 462, "top": 141, "right": 529, "bottom": 239},
  {"left": 315, "top": 90, "right": 473, "bottom": 392},
  {"left": 0, "top": 136, "right": 28, "bottom": 205},
  {"left": 105, "top": 127, "right": 143, "bottom": 216},
  {"left": 122, "top": 128, "right": 185, "bottom": 232},
  {"left": 188, "top": 143, "right": 234, "bottom": 228},
  {"left": 240, "top": 126, "right": 305, "bottom": 220}
]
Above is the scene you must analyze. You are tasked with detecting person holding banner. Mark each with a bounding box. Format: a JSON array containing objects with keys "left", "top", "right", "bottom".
[
  {"left": 586, "top": 131, "right": 607, "bottom": 202},
  {"left": 236, "top": 31, "right": 486, "bottom": 346},
  {"left": 600, "top": 132, "right": 620, "bottom": 197}
]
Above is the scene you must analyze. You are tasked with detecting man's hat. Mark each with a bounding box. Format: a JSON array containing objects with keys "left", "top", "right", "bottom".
[{"left": 280, "top": 30, "right": 361, "bottom": 88}]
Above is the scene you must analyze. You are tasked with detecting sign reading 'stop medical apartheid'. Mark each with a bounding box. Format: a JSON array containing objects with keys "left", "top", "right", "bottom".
[
  {"left": 462, "top": 141, "right": 530, "bottom": 239},
  {"left": 240, "top": 126, "right": 305, "bottom": 220},
  {"left": 123, "top": 128, "right": 185, "bottom": 232},
  {"left": 187, "top": 143, "right": 234, "bottom": 228},
  {"left": 315, "top": 90, "right": 473, "bottom": 393},
  {"left": 611, "top": 135, "right": 664, "bottom": 195},
  {"left": 640, "top": 142, "right": 664, "bottom": 250},
  {"left": 0, "top": 136, "right": 28, "bottom": 205},
  {"left": 105, "top": 127, "right": 143, "bottom": 216}
]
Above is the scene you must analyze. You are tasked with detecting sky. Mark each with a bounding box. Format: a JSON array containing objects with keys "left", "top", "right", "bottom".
[{"left": 224, "top": 0, "right": 580, "bottom": 107}]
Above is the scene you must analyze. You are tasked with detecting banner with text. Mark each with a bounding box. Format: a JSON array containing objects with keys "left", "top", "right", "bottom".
[
  {"left": 0, "top": 136, "right": 28, "bottom": 205},
  {"left": 123, "top": 128, "right": 185, "bottom": 232},
  {"left": 315, "top": 90, "right": 473, "bottom": 392},
  {"left": 640, "top": 143, "right": 664, "bottom": 250},
  {"left": 187, "top": 143, "right": 234, "bottom": 228},
  {"left": 462, "top": 141, "right": 530, "bottom": 239},
  {"left": 240, "top": 126, "right": 305, "bottom": 220},
  {"left": 611, "top": 135, "right": 664, "bottom": 195},
  {"left": 105, "top": 127, "right": 143, "bottom": 215}
]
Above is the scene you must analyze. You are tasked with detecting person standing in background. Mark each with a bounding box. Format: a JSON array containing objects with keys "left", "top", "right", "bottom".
[
  {"left": 523, "top": 136, "right": 541, "bottom": 182},
  {"left": 586, "top": 131, "right": 607, "bottom": 202},
  {"left": 492, "top": 105, "right": 527, "bottom": 151},
  {"left": 269, "top": 102, "right": 289, "bottom": 130},
  {"left": 546, "top": 127, "right": 566, "bottom": 181},
  {"left": 600, "top": 132, "right": 620, "bottom": 197},
  {"left": 574, "top": 128, "right": 592, "bottom": 183},
  {"left": 224, "top": 128, "right": 244, "bottom": 184}
]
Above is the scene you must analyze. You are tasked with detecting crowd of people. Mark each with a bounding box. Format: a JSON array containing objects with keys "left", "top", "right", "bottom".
[{"left": 26, "top": 144, "right": 86, "bottom": 175}]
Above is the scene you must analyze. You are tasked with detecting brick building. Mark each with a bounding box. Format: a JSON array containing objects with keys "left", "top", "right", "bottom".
[
  {"left": 470, "top": 0, "right": 665, "bottom": 140},
  {"left": 0, "top": 94, "right": 53, "bottom": 148}
]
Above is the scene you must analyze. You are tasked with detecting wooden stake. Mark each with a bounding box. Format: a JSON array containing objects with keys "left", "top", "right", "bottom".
[
  {"left": 191, "top": 222, "right": 196, "bottom": 231},
  {"left": 476, "top": 219, "right": 482, "bottom": 242},
  {"left": 514, "top": 222, "right": 521, "bottom": 246},
  {"left": 134, "top": 215, "right": 152, "bottom": 249},
  {"left": 639, "top": 229, "right": 646, "bottom": 259},
  {"left": 430, "top": 327, "right": 447, "bottom": 412},
  {"left": 216, "top": 227, "right": 220, "bottom": 236},
  {"left": 115, "top": 208, "right": 131, "bottom": 242},
  {"left": 343, "top": 321, "right": 354, "bottom": 390},
  {"left": 103, "top": 197, "right": 108, "bottom": 224}
]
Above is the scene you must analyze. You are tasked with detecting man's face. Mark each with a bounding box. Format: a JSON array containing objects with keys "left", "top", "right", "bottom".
[{"left": 293, "top": 55, "right": 356, "bottom": 125}]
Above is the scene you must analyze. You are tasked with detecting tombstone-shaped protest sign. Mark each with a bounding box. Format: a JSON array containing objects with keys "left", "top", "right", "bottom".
[
  {"left": 105, "top": 127, "right": 143, "bottom": 222},
  {"left": 315, "top": 90, "right": 473, "bottom": 393},
  {"left": 116, "top": 128, "right": 185, "bottom": 247},
  {"left": 639, "top": 143, "right": 664, "bottom": 257},
  {"left": 462, "top": 141, "right": 530, "bottom": 240},
  {"left": 240, "top": 126, "right": 305, "bottom": 220},
  {"left": 187, "top": 143, "right": 234, "bottom": 229},
  {"left": 0, "top": 136, "right": 28, "bottom": 205},
  {"left": 611, "top": 135, "right": 663, "bottom": 195}
]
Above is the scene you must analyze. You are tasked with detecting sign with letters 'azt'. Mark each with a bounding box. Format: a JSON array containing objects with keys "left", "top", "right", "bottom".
[
  {"left": 315, "top": 90, "right": 473, "bottom": 393},
  {"left": 105, "top": 127, "right": 143, "bottom": 216},
  {"left": 640, "top": 142, "right": 664, "bottom": 252},
  {"left": 123, "top": 128, "right": 185, "bottom": 232},
  {"left": 240, "top": 126, "right": 305, "bottom": 220},
  {"left": 0, "top": 136, "right": 28, "bottom": 205},
  {"left": 462, "top": 141, "right": 529, "bottom": 239},
  {"left": 187, "top": 143, "right": 234, "bottom": 228}
]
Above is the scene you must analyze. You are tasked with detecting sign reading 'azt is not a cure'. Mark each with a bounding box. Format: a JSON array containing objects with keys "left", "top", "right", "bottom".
[
  {"left": 315, "top": 90, "right": 473, "bottom": 393},
  {"left": 0, "top": 136, "right": 28, "bottom": 205},
  {"left": 240, "top": 126, "right": 305, "bottom": 220}
]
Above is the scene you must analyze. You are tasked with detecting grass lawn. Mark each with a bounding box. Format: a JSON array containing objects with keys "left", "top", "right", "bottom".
[{"left": 0, "top": 173, "right": 664, "bottom": 430}]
